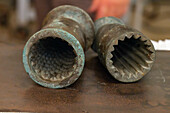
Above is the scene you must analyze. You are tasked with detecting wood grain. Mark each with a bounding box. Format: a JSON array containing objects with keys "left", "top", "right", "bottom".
[{"left": 0, "top": 43, "right": 169, "bottom": 113}]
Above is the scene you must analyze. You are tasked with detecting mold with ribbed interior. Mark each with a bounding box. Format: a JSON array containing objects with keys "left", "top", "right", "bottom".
[
  {"left": 23, "top": 5, "right": 94, "bottom": 88},
  {"left": 93, "top": 17, "right": 156, "bottom": 83}
]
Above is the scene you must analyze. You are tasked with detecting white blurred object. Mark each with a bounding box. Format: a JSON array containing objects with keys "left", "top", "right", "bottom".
[
  {"left": 151, "top": 40, "right": 170, "bottom": 51},
  {"left": 16, "top": 0, "right": 36, "bottom": 26}
]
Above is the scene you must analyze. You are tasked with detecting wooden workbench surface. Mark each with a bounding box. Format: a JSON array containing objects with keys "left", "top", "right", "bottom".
[{"left": 0, "top": 43, "right": 169, "bottom": 113}]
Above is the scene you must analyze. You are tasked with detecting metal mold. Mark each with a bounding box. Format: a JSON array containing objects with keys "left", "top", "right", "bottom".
[
  {"left": 23, "top": 5, "right": 94, "bottom": 88},
  {"left": 93, "top": 17, "right": 156, "bottom": 83}
]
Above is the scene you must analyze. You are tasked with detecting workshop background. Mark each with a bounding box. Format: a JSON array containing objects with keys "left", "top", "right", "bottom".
[
  {"left": 0, "top": 0, "right": 170, "bottom": 45},
  {"left": 0, "top": 0, "right": 170, "bottom": 112}
]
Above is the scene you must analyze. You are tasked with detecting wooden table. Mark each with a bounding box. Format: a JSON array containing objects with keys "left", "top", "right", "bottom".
[{"left": 0, "top": 43, "right": 169, "bottom": 113}]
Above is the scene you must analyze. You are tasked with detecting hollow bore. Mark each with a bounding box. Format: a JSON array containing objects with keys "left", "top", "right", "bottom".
[
  {"left": 28, "top": 37, "right": 77, "bottom": 81},
  {"left": 111, "top": 36, "right": 154, "bottom": 79}
]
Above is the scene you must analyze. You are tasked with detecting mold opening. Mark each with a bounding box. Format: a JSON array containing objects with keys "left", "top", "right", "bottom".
[
  {"left": 28, "top": 37, "right": 77, "bottom": 81},
  {"left": 111, "top": 36, "right": 153, "bottom": 78}
]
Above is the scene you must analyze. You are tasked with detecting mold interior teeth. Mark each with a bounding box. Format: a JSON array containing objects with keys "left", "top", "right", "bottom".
[
  {"left": 110, "top": 35, "right": 154, "bottom": 80},
  {"left": 28, "top": 37, "right": 77, "bottom": 81}
]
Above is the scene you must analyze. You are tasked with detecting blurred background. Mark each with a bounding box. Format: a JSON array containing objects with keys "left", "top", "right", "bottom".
[{"left": 0, "top": 0, "right": 170, "bottom": 47}]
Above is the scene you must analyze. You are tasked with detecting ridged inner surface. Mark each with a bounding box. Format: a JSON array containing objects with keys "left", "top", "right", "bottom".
[
  {"left": 111, "top": 35, "right": 154, "bottom": 80},
  {"left": 28, "top": 37, "right": 77, "bottom": 82}
]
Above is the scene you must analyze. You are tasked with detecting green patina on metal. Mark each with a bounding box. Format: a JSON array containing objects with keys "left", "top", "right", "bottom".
[
  {"left": 23, "top": 5, "right": 94, "bottom": 88},
  {"left": 93, "top": 17, "right": 156, "bottom": 83}
]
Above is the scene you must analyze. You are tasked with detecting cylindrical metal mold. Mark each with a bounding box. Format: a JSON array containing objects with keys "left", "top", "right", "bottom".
[
  {"left": 93, "top": 17, "right": 155, "bottom": 83},
  {"left": 23, "top": 5, "right": 94, "bottom": 88}
]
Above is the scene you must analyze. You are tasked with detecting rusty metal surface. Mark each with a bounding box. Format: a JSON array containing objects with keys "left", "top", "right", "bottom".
[
  {"left": 93, "top": 17, "right": 156, "bottom": 83},
  {"left": 23, "top": 5, "right": 94, "bottom": 88},
  {"left": 0, "top": 43, "right": 170, "bottom": 113}
]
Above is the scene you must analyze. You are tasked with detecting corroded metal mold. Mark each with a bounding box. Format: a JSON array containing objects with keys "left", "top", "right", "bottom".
[
  {"left": 93, "top": 17, "right": 156, "bottom": 83},
  {"left": 23, "top": 5, "right": 94, "bottom": 88}
]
